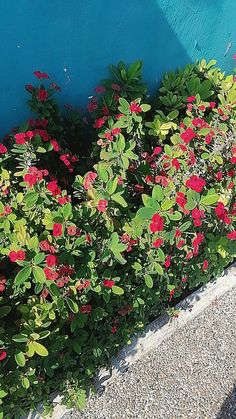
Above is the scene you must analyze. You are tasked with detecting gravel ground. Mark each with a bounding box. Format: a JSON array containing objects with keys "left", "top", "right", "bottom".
[{"left": 63, "top": 287, "right": 236, "bottom": 419}]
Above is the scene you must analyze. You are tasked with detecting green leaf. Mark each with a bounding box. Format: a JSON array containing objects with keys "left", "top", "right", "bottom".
[
  {"left": 97, "top": 164, "right": 109, "bottom": 182},
  {"left": 161, "top": 199, "right": 175, "bottom": 211},
  {"left": 136, "top": 207, "right": 155, "bottom": 220},
  {"left": 63, "top": 203, "right": 72, "bottom": 219},
  {"left": 23, "top": 192, "right": 38, "bottom": 208},
  {"left": 14, "top": 266, "right": 32, "bottom": 286},
  {"left": 106, "top": 177, "right": 118, "bottom": 195},
  {"left": 140, "top": 104, "right": 151, "bottom": 112},
  {"left": 32, "top": 341, "right": 48, "bottom": 357},
  {"left": 111, "top": 193, "right": 127, "bottom": 207},
  {"left": 180, "top": 221, "right": 192, "bottom": 232},
  {"left": 33, "top": 266, "right": 46, "bottom": 283},
  {"left": 152, "top": 185, "right": 164, "bottom": 201},
  {"left": 215, "top": 155, "right": 223, "bottom": 165},
  {"left": 156, "top": 263, "right": 164, "bottom": 275},
  {"left": 22, "top": 377, "right": 30, "bottom": 389},
  {"left": 15, "top": 352, "right": 26, "bottom": 367},
  {"left": 201, "top": 194, "right": 219, "bottom": 205},
  {"left": 0, "top": 390, "right": 8, "bottom": 399},
  {"left": 168, "top": 211, "right": 182, "bottom": 221},
  {"left": 33, "top": 253, "right": 45, "bottom": 264},
  {"left": 112, "top": 285, "right": 124, "bottom": 295},
  {"left": 0, "top": 306, "right": 11, "bottom": 318},
  {"left": 66, "top": 297, "right": 79, "bottom": 313},
  {"left": 145, "top": 274, "right": 153, "bottom": 289},
  {"left": 12, "top": 334, "right": 28, "bottom": 343}
]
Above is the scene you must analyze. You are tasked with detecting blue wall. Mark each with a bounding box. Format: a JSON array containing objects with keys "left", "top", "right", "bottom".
[{"left": 0, "top": 0, "right": 235, "bottom": 136}]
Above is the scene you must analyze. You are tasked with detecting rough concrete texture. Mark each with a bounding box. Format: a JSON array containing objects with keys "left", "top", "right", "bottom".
[{"left": 63, "top": 287, "right": 236, "bottom": 419}]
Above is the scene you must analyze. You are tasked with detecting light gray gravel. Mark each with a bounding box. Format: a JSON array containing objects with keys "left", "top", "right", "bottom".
[{"left": 63, "top": 287, "right": 236, "bottom": 419}]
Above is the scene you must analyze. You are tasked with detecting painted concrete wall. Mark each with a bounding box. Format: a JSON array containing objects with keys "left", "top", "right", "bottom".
[{"left": 0, "top": 0, "right": 235, "bottom": 136}]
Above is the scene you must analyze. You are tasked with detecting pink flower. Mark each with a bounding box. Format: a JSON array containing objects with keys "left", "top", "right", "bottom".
[
  {"left": 46, "top": 255, "right": 58, "bottom": 267},
  {"left": 0, "top": 144, "right": 7, "bottom": 154},
  {"left": 97, "top": 199, "right": 108, "bottom": 212},
  {"left": 0, "top": 351, "right": 7, "bottom": 362},
  {"left": 233, "top": 54, "right": 236, "bottom": 59},
  {"left": 152, "top": 146, "right": 162, "bottom": 156},
  {"left": 83, "top": 172, "right": 97, "bottom": 190},
  {"left": 14, "top": 132, "right": 26, "bottom": 144},
  {"left": 227, "top": 231, "right": 236, "bottom": 240},
  {"left": 202, "top": 260, "right": 209, "bottom": 270},
  {"left": 187, "top": 96, "right": 196, "bottom": 103},
  {"left": 53, "top": 223, "right": 63, "bottom": 237}
]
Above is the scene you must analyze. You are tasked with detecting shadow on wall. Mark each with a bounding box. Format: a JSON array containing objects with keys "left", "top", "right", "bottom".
[{"left": 0, "top": 0, "right": 190, "bottom": 136}]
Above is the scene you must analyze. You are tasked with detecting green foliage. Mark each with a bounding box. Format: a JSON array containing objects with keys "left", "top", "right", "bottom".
[{"left": 1, "top": 58, "right": 236, "bottom": 417}]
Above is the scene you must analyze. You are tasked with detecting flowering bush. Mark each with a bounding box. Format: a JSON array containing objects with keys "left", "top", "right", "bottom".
[{"left": 1, "top": 59, "right": 236, "bottom": 417}]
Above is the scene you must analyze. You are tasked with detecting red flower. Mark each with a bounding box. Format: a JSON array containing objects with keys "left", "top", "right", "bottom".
[
  {"left": 87, "top": 98, "right": 98, "bottom": 113},
  {"left": 24, "top": 173, "right": 38, "bottom": 187},
  {"left": 112, "top": 128, "right": 121, "bottom": 136},
  {"left": 39, "top": 240, "right": 51, "bottom": 251},
  {"left": 93, "top": 118, "right": 105, "bottom": 129},
  {"left": 176, "top": 192, "right": 187, "bottom": 208},
  {"left": 176, "top": 239, "right": 185, "bottom": 248},
  {"left": 152, "top": 146, "right": 162, "bottom": 156},
  {"left": 17, "top": 250, "right": 26, "bottom": 261},
  {"left": 83, "top": 171, "right": 97, "bottom": 190},
  {"left": 227, "top": 231, "right": 236, "bottom": 240},
  {"left": 103, "top": 279, "right": 115, "bottom": 288},
  {"left": 9, "top": 250, "right": 25, "bottom": 262},
  {"left": 215, "top": 171, "right": 223, "bottom": 181},
  {"left": 94, "top": 85, "right": 106, "bottom": 93},
  {"left": 180, "top": 127, "right": 195, "bottom": 144},
  {"left": 38, "top": 89, "right": 48, "bottom": 102},
  {"left": 46, "top": 255, "right": 58, "bottom": 267},
  {"left": 0, "top": 144, "right": 7, "bottom": 154},
  {"left": 202, "top": 260, "right": 209, "bottom": 270},
  {"left": 80, "top": 305, "right": 92, "bottom": 314},
  {"left": 150, "top": 213, "right": 164, "bottom": 233},
  {"left": 34, "top": 70, "right": 49, "bottom": 79},
  {"left": 14, "top": 132, "right": 26, "bottom": 144},
  {"left": 0, "top": 275, "right": 6, "bottom": 293},
  {"left": 0, "top": 351, "right": 7, "bottom": 361},
  {"left": 53, "top": 223, "right": 63, "bottom": 237},
  {"left": 50, "top": 139, "right": 60, "bottom": 151},
  {"left": 187, "top": 96, "right": 196, "bottom": 103},
  {"left": 209, "top": 102, "right": 216, "bottom": 108},
  {"left": 67, "top": 226, "right": 77, "bottom": 236},
  {"left": 97, "top": 199, "right": 108, "bottom": 213},
  {"left": 134, "top": 184, "right": 144, "bottom": 193},
  {"left": 47, "top": 180, "right": 61, "bottom": 196},
  {"left": 172, "top": 158, "right": 180, "bottom": 170},
  {"left": 153, "top": 238, "right": 163, "bottom": 248},
  {"left": 214, "top": 202, "right": 231, "bottom": 224},
  {"left": 164, "top": 255, "right": 171, "bottom": 268},
  {"left": 44, "top": 267, "right": 58, "bottom": 280},
  {"left": 129, "top": 101, "right": 142, "bottom": 113},
  {"left": 111, "top": 326, "right": 117, "bottom": 334},
  {"left": 186, "top": 175, "right": 206, "bottom": 193}
]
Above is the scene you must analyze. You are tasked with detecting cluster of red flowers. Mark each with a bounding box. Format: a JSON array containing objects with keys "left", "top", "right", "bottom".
[
  {"left": 150, "top": 213, "right": 164, "bottom": 233},
  {"left": 9, "top": 250, "right": 26, "bottom": 262},
  {"left": 24, "top": 167, "right": 49, "bottom": 188},
  {"left": 121, "top": 233, "right": 138, "bottom": 252}
]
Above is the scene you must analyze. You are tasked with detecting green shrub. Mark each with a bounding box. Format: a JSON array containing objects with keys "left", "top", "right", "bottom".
[{"left": 1, "top": 60, "right": 236, "bottom": 417}]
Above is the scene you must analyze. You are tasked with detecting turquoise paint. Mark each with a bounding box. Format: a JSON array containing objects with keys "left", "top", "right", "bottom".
[{"left": 0, "top": 0, "right": 235, "bottom": 136}]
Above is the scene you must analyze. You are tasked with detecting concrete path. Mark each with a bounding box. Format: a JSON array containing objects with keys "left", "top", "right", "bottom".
[{"left": 63, "top": 287, "right": 236, "bottom": 419}]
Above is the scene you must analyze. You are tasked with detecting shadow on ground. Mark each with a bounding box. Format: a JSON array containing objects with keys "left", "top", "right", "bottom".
[{"left": 215, "top": 384, "right": 236, "bottom": 419}]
